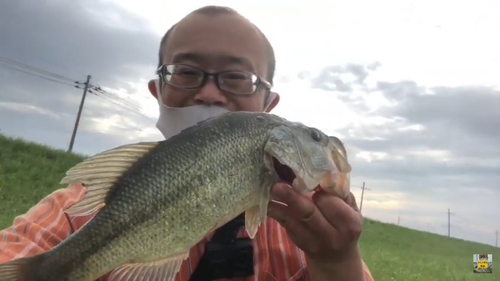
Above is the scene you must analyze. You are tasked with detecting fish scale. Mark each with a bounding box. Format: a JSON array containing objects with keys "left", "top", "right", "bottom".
[{"left": 0, "top": 112, "right": 352, "bottom": 281}]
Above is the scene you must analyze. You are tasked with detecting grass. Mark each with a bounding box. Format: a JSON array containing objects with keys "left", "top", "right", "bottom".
[
  {"left": 359, "top": 220, "right": 498, "bottom": 280},
  {"left": 0, "top": 133, "right": 498, "bottom": 280},
  {"left": 0, "top": 134, "right": 85, "bottom": 227}
]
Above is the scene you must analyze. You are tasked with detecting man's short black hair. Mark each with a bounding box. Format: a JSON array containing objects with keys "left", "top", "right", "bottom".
[{"left": 157, "top": 5, "right": 276, "bottom": 84}]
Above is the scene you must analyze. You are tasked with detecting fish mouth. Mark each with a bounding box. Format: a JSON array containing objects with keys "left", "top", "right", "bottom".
[
  {"left": 272, "top": 157, "right": 322, "bottom": 193},
  {"left": 271, "top": 156, "right": 348, "bottom": 197},
  {"left": 272, "top": 157, "right": 297, "bottom": 185}
]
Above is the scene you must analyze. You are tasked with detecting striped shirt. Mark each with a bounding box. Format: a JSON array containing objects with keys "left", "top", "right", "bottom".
[{"left": 0, "top": 183, "right": 374, "bottom": 281}]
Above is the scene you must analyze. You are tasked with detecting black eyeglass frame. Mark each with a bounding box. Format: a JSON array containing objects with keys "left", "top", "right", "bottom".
[{"left": 155, "top": 64, "right": 273, "bottom": 96}]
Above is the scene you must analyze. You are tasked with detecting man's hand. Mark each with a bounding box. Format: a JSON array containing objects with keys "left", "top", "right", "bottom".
[{"left": 267, "top": 182, "right": 365, "bottom": 281}]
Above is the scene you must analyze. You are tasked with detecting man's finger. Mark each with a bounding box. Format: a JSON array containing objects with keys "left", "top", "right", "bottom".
[
  {"left": 267, "top": 201, "right": 313, "bottom": 238},
  {"left": 267, "top": 200, "right": 289, "bottom": 225},
  {"left": 267, "top": 200, "right": 340, "bottom": 255},
  {"left": 271, "top": 183, "right": 315, "bottom": 221},
  {"left": 345, "top": 192, "right": 359, "bottom": 212},
  {"left": 271, "top": 183, "right": 340, "bottom": 236},
  {"left": 312, "top": 191, "right": 360, "bottom": 231}
]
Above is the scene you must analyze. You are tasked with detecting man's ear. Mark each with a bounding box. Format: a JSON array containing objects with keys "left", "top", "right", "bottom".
[
  {"left": 265, "top": 92, "right": 280, "bottom": 113},
  {"left": 148, "top": 79, "right": 158, "bottom": 100}
]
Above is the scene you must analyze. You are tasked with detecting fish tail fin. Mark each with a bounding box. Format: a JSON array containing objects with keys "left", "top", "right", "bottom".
[{"left": 0, "top": 255, "right": 43, "bottom": 281}]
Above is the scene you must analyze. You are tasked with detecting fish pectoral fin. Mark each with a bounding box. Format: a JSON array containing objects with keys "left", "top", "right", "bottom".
[
  {"left": 245, "top": 185, "right": 271, "bottom": 239},
  {"left": 108, "top": 251, "right": 189, "bottom": 281},
  {"left": 245, "top": 205, "right": 262, "bottom": 239},
  {"left": 61, "top": 141, "right": 160, "bottom": 217}
]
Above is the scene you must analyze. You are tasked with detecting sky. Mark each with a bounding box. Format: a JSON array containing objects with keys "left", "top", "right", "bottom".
[{"left": 0, "top": 0, "right": 499, "bottom": 247}]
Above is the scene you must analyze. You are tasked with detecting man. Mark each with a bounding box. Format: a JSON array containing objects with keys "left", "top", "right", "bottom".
[{"left": 0, "top": 5, "right": 373, "bottom": 281}]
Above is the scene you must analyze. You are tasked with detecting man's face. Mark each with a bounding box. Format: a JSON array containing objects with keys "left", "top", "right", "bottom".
[{"left": 149, "top": 13, "right": 279, "bottom": 112}]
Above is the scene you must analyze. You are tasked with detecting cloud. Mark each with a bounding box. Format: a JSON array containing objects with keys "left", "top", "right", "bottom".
[
  {"left": 298, "top": 62, "right": 500, "bottom": 246},
  {"left": 307, "top": 62, "right": 500, "bottom": 175},
  {"left": 0, "top": 0, "right": 498, "bottom": 247},
  {"left": 0, "top": 0, "right": 163, "bottom": 153},
  {"left": 343, "top": 83, "right": 500, "bottom": 181},
  {"left": 0, "top": 0, "right": 158, "bottom": 84},
  {"left": 310, "top": 63, "right": 375, "bottom": 92}
]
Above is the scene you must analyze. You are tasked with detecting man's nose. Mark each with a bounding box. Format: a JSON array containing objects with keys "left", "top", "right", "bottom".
[{"left": 193, "top": 77, "right": 227, "bottom": 106}]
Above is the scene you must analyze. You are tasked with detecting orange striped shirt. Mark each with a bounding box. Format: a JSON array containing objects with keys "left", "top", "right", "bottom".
[{"left": 0, "top": 184, "right": 373, "bottom": 281}]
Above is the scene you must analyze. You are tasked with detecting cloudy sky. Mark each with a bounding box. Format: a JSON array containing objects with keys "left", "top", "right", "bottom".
[{"left": 0, "top": 0, "right": 498, "bottom": 247}]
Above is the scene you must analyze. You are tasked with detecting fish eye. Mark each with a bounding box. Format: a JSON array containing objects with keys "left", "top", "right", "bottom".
[{"left": 310, "top": 129, "right": 322, "bottom": 142}]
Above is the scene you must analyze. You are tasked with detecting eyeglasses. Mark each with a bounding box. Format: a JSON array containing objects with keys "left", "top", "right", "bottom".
[{"left": 156, "top": 64, "right": 272, "bottom": 95}]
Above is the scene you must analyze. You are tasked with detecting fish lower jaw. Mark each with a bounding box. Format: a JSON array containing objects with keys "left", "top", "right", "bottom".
[
  {"left": 272, "top": 156, "right": 343, "bottom": 195},
  {"left": 292, "top": 171, "right": 350, "bottom": 198},
  {"left": 319, "top": 171, "right": 350, "bottom": 198},
  {"left": 292, "top": 177, "right": 308, "bottom": 193},
  {"left": 291, "top": 175, "right": 319, "bottom": 193},
  {"left": 319, "top": 171, "right": 336, "bottom": 189},
  {"left": 273, "top": 157, "right": 321, "bottom": 193}
]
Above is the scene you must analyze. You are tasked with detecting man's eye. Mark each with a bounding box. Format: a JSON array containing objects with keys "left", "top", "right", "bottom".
[
  {"left": 177, "top": 71, "right": 199, "bottom": 76},
  {"left": 227, "top": 75, "right": 245, "bottom": 80}
]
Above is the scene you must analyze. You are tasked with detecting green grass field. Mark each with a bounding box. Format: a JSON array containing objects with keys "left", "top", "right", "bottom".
[{"left": 0, "top": 134, "right": 498, "bottom": 280}]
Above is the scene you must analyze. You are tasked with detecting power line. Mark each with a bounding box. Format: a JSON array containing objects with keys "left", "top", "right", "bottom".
[
  {"left": 0, "top": 62, "right": 77, "bottom": 88},
  {"left": 70, "top": 78, "right": 153, "bottom": 151},
  {"left": 0, "top": 56, "right": 75, "bottom": 83},
  {"left": 89, "top": 90, "right": 143, "bottom": 116},
  {"left": 0, "top": 55, "right": 156, "bottom": 149},
  {"left": 91, "top": 86, "right": 144, "bottom": 112},
  {"left": 0, "top": 57, "right": 91, "bottom": 152},
  {"left": 85, "top": 86, "right": 147, "bottom": 117},
  {"left": 0, "top": 55, "right": 149, "bottom": 117},
  {"left": 85, "top": 80, "right": 145, "bottom": 111}
]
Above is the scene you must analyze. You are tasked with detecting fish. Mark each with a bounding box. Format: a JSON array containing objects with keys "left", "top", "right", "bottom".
[{"left": 0, "top": 111, "right": 351, "bottom": 281}]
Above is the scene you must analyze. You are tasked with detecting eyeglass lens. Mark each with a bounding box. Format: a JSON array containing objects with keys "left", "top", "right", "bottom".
[{"left": 162, "top": 64, "right": 260, "bottom": 94}]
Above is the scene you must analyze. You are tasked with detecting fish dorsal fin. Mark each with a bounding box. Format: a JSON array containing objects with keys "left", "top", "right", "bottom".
[
  {"left": 108, "top": 251, "right": 189, "bottom": 281},
  {"left": 61, "top": 141, "right": 160, "bottom": 216}
]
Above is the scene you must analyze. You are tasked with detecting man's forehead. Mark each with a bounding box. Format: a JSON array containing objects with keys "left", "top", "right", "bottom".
[
  {"left": 162, "top": 13, "right": 266, "bottom": 71},
  {"left": 169, "top": 13, "right": 259, "bottom": 44},
  {"left": 170, "top": 52, "right": 253, "bottom": 68},
  {"left": 176, "top": 11, "right": 255, "bottom": 31}
]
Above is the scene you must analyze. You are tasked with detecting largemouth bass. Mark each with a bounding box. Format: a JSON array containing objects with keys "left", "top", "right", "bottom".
[{"left": 0, "top": 111, "right": 351, "bottom": 281}]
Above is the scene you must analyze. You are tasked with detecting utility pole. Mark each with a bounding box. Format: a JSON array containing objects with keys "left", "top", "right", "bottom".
[
  {"left": 447, "top": 208, "right": 455, "bottom": 237},
  {"left": 359, "top": 182, "right": 370, "bottom": 213},
  {"left": 68, "top": 75, "right": 91, "bottom": 152},
  {"left": 397, "top": 214, "right": 400, "bottom": 225},
  {"left": 496, "top": 230, "right": 498, "bottom": 247}
]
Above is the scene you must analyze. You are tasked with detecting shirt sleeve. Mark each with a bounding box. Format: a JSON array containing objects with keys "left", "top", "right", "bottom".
[{"left": 0, "top": 184, "right": 87, "bottom": 263}]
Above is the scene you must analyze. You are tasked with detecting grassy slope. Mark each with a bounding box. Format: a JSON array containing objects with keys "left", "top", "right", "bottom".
[
  {"left": 0, "top": 134, "right": 498, "bottom": 280},
  {"left": 0, "top": 134, "right": 85, "bottom": 226}
]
